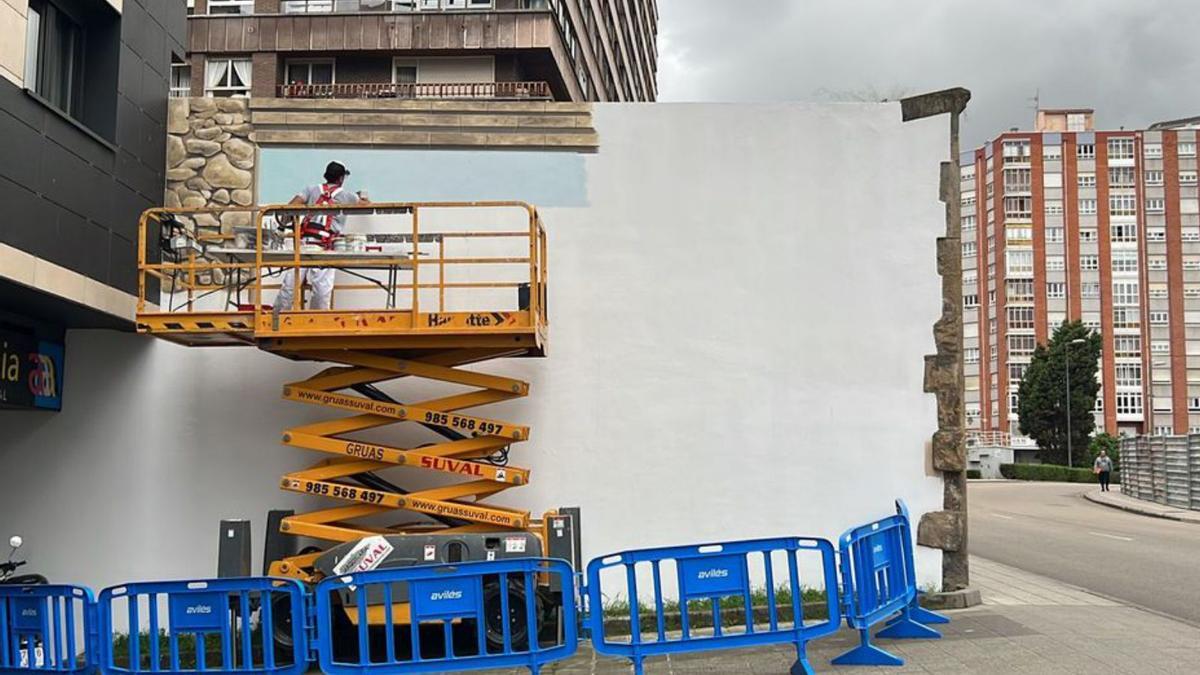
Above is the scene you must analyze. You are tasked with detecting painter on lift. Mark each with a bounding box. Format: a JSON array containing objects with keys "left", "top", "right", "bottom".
[{"left": 274, "top": 160, "right": 369, "bottom": 317}]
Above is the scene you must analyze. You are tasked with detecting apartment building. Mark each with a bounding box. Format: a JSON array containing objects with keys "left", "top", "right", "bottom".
[
  {"left": 963, "top": 108, "right": 1200, "bottom": 439},
  {"left": 180, "top": 0, "right": 657, "bottom": 103},
  {"left": 0, "top": 0, "right": 185, "bottom": 409}
]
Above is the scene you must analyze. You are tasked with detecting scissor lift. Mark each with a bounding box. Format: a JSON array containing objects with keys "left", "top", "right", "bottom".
[{"left": 136, "top": 202, "right": 574, "bottom": 645}]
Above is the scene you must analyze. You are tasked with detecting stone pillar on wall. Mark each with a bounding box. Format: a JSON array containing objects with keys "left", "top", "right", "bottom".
[
  {"left": 165, "top": 97, "right": 257, "bottom": 235},
  {"left": 900, "top": 88, "right": 978, "bottom": 603},
  {"left": 252, "top": 53, "right": 279, "bottom": 99}
]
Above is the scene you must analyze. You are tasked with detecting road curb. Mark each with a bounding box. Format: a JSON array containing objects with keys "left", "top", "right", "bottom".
[{"left": 1083, "top": 490, "right": 1200, "bottom": 524}]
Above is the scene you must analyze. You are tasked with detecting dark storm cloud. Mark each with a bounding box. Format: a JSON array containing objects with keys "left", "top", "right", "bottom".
[{"left": 656, "top": 0, "right": 1200, "bottom": 147}]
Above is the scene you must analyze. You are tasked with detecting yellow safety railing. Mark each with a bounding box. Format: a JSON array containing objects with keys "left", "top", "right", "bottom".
[{"left": 135, "top": 202, "right": 547, "bottom": 342}]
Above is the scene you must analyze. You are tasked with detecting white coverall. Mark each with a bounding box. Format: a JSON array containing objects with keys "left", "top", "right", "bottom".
[{"left": 275, "top": 184, "right": 358, "bottom": 312}]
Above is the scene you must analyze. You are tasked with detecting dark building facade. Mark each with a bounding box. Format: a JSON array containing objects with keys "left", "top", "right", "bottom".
[
  {"left": 0, "top": 0, "right": 186, "bottom": 408},
  {"left": 183, "top": 0, "right": 657, "bottom": 102}
]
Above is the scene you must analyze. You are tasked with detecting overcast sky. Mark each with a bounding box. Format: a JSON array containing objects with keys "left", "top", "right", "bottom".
[{"left": 656, "top": 0, "right": 1200, "bottom": 148}]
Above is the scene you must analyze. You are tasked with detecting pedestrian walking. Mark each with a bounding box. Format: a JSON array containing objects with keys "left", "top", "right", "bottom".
[{"left": 1093, "top": 450, "right": 1114, "bottom": 492}]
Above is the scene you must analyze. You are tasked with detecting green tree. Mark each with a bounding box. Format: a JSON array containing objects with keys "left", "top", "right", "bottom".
[
  {"left": 1088, "top": 432, "right": 1120, "bottom": 468},
  {"left": 1016, "top": 321, "right": 1102, "bottom": 467}
]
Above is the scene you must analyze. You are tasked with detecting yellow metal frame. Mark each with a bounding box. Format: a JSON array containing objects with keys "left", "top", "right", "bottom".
[{"left": 135, "top": 202, "right": 552, "bottom": 583}]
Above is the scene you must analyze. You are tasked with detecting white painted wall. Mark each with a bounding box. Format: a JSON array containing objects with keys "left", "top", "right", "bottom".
[{"left": 0, "top": 103, "right": 950, "bottom": 596}]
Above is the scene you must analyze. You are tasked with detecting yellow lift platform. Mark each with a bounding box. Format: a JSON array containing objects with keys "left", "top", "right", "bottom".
[{"left": 135, "top": 202, "right": 569, "bottom": 595}]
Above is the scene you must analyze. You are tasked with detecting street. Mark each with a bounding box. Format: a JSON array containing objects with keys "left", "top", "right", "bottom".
[{"left": 970, "top": 481, "right": 1200, "bottom": 625}]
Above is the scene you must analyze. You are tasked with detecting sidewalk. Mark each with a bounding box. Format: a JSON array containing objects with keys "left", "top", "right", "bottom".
[
  {"left": 466, "top": 556, "right": 1200, "bottom": 674},
  {"left": 1084, "top": 488, "right": 1200, "bottom": 524}
]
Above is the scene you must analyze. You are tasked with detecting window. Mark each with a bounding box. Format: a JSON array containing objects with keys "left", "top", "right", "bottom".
[
  {"left": 1046, "top": 226, "right": 1064, "bottom": 243},
  {"left": 1078, "top": 173, "right": 1096, "bottom": 188},
  {"left": 25, "top": 0, "right": 85, "bottom": 118},
  {"left": 1004, "top": 168, "right": 1032, "bottom": 193},
  {"left": 1146, "top": 170, "right": 1164, "bottom": 185},
  {"left": 1047, "top": 282, "right": 1066, "bottom": 299},
  {"left": 1004, "top": 196, "right": 1033, "bottom": 220},
  {"left": 1006, "top": 250, "right": 1034, "bottom": 275},
  {"left": 1112, "top": 281, "right": 1139, "bottom": 305},
  {"left": 1115, "top": 364, "right": 1142, "bottom": 387},
  {"left": 285, "top": 59, "right": 335, "bottom": 85},
  {"left": 1008, "top": 335, "right": 1037, "bottom": 356},
  {"left": 204, "top": 57, "right": 251, "bottom": 97},
  {"left": 1191, "top": 397, "right": 1200, "bottom": 413},
  {"left": 1046, "top": 255, "right": 1065, "bottom": 271},
  {"left": 1182, "top": 171, "right": 1198, "bottom": 185},
  {"left": 1080, "top": 255, "right": 1099, "bottom": 271},
  {"left": 1079, "top": 198, "right": 1097, "bottom": 215},
  {"left": 1007, "top": 307, "right": 1036, "bottom": 330},
  {"left": 1145, "top": 143, "right": 1163, "bottom": 159},
  {"left": 1082, "top": 282, "right": 1101, "bottom": 298},
  {"left": 1187, "top": 285, "right": 1200, "bottom": 299},
  {"left": 1146, "top": 198, "right": 1166, "bottom": 214},
  {"left": 961, "top": 165, "right": 976, "bottom": 181},
  {"left": 1180, "top": 141, "right": 1197, "bottom": 157},
  {"left": 1183, "top": 199, "right": 1200, "bottom": 216},
  {"left": 962, "top": 241, "right": 977, "bottom": 258},
  {"left": 1152, "top": 340, "right": 1170, "bottom": 354},
  {"left": 1044, "top": 144, "right": 1063, "bottom": 160},
  {"left": 1110, "top": 195, "right": 1137, "bottom": 216},
  {"left": 1045, "top": 201, "right": 1064, "bottom": 216},
  {"left": 208, "top": 0, "right": 253, "bottom": 13},
  {"left": 962, "top": 214, "right": 976, "bottom": 230},
  {"left": 1003, "top": 141, "right": 1031, "bottom": 164},
  {"left": 1108, "top": 137, "right": 1135, "bottom": 160},
  {"left": 964, "top": 348, "right": 980, "bottom": 364},
  {"left": 1186, "top": 228, "right": 1200, "bottom": 242},
  {"left": 1008, "top": 363, "right": 1028, "bottom": 384},
  {"left": 1108, "top": 166, "right": 1136, "bottom": 187},
  {"left": 1111, "top": 223, "right": 1138, "bottom": 243},
  {"left": 1149, "top": 257, "right": 1168, "bottom": 270},
  {"left": 1185, "top": 257, "right": 1200, "bottom": 271},
  {"left": 1116, "top": 392, "right": 1143, "bottom": 416},
  {"left": 964, "top": 270, "right": 977, "bottom": 286},
  {"left": 964, "top": 294, "right": 979, "bottom": 309},
  {"left": 170, "top": 55, "right": 191, "bottom": 98},
  {"left": 1112, "top": 250, "right": 1138, "bottom": 272},
  {"left": 1114, "top": 336, "right": 1141, "bottom": 357},
  {"left": 393, "top": 61, "right": 418, "bottom": 84},
  {"left": 1067, "top": 114, "right": 1087, "bottom": 132},
  {"left": 1080, "top": 229, "right": 1098, "bottom": 242},
  {"left": 1006, "top": 225, "right": 1033, "bottom": 242},
  {"left": 1151, "top": 311, "right": 1169, "bottom": 325},
  {"left": 1078, "top": 143, "right": 1095, "bottom": 159},
  {"left": 1007, "top": 279, "right": 1034, "bottom": 302},
  {"left": 1149, "top": 284, "right": 1168, "bottom": 298},
  {"left": 1154, "top": 399, "right": 1173, "bottom": 413},
  {"left": 1148, "top": 227, "right": 1167, "bottom": 242}
]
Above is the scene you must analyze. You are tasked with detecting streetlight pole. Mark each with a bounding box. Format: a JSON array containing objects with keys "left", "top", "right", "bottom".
[{"left": 1065, "top": 337, "right": 1088, "bottom": 468}]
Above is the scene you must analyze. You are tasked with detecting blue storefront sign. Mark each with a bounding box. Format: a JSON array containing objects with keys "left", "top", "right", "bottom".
[{"left": 0, "top": 330, "right": 64, "bottom": 411}]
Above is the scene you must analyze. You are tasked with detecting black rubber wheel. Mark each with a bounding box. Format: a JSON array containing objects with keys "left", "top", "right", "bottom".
[{"left": 482, "top": 578, "right": 546, "bottom": 651}]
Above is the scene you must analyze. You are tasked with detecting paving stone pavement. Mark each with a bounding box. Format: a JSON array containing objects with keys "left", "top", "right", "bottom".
[{"left": 431, "top": 556, "right": 1200, "bottom": 674}]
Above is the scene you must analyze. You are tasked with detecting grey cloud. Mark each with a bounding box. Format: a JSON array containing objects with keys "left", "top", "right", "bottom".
[{"left": 657, "top": 0, "right": 1200, "bottom": 146}]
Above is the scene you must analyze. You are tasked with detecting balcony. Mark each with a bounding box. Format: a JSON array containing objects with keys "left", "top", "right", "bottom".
[
  {"left": 278, "top": 80, "right": 552, "bottom": 100},
  {"left": 278, "top": 0, "right": 551, "bottom": 13}
]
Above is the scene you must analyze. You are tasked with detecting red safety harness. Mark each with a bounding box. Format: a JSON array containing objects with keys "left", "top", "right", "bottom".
[{"left": 299, "top": 183, "right": 342, "bottom": 249}]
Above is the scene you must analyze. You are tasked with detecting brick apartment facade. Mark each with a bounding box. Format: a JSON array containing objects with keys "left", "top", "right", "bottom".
[
  {"left": 181, "top": 0, "right": 657, "bottom": 102},
  {"left": 964, "top": 109, "right": 1200, "bottom": 439}
]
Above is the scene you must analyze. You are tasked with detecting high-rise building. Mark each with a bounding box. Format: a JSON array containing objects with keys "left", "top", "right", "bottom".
[
  {"left": 181, "top": 0, "right": 657, "bottom": 102},
  {"left": 963, "top": 108, "right": 1200, "bottom": 439}
]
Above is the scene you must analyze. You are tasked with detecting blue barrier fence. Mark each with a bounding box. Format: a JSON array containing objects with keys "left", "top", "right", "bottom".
[
  {"left": 831, "top": 501, "right": 943, "bottom": 667},
  {"left": 0, "top": 584, "right": 97, "bottom": 673},
  {"left": 585, "top": 537, "right": 840, "bottom": 675},
  {"left": 0, "top": 499, "right": 947, "bottom": 673},
  {"left": 96, "top": 577, "right": 309, "bottom": 674},
  {"left": 314, "top": 558, "right": 577, "bottom": 674}
]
